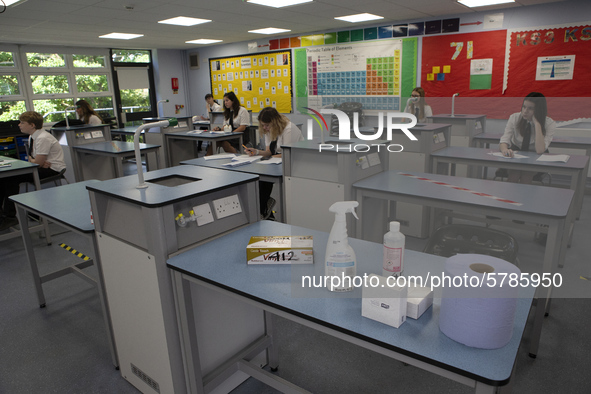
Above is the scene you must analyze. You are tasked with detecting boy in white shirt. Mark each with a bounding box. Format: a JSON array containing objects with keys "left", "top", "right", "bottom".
[{"left": 0, "top": 111, "right": 66, "bottom": 231}]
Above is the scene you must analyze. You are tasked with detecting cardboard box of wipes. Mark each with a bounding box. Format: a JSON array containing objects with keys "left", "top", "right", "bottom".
[
  {"left": 247, "top": 235, "right": 313, "bottom": 264},
  {"left": 406, "top": 285, "right": 433, "bottom": 319},
  {"left": 362, "top": 274, "right": 407, "bottom": 328}
]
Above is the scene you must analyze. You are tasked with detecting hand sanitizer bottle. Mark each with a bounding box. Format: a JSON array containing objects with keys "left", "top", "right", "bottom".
[
  {"left": 383, "top": 221, "right": 405, "bottom": 277},
  {"left": 325, "top": 201, "right": 359, "bottom": 292}
]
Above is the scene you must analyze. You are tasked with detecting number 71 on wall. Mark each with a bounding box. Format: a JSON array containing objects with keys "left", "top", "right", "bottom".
[{"left": 450, "top": 41, "right": 474, "bottom": 60}]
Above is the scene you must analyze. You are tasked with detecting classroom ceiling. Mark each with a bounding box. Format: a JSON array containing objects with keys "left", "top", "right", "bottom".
[{"left": 0, "top": 0, "right": 568, "bottom": 50}]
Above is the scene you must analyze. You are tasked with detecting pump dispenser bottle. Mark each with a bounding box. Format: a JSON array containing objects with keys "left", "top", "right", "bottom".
[
  {"left": 383, "top": 221, "right": 405, "bottom": 277},
  {"left": 325, "top": 201, "right": 359, "bottom": 292}
]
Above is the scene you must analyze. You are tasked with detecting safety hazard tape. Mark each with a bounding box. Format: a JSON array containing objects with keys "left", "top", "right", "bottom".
[
  {"left": 398, "top": 173, "right": 523, "bottom": 206},
  {"left": 59, "top": 243, "right": 91, "bottom": 261}
]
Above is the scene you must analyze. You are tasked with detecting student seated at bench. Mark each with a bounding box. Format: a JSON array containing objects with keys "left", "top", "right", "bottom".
[{"left": 0, "top": 111, "right": 66, "bottom": 231}]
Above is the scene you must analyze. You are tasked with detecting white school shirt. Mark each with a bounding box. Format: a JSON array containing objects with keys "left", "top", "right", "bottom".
[
  {"left": 223, "top": 107, "right": 250, "bottom": 129},
  {"left": 500, "top": 112, "right": 556, "bottom": 151},
  {"left": 207, "top": 101, "right": 222, "bottom": 113},
  {"left": 30, "top": 129, "right": 66, "bottom": 172},
  {"left": 264, "top": 122, "right": 304, "bottom": 154},
  {"left": 87, "top": 115, "right": 102, "bottom": 125},
  {"left": 403, "top": 100, "right": 433, "bottom": 123}
]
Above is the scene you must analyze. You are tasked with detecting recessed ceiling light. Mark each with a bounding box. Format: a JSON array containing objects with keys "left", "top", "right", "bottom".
[
  {"left": 246, "top": 0, "right": 313, "bottom": 7},
  {"left": 158, "top": 16, "right": 212, "bottom": 26},
  {"left": 99, "top": 33, "right": 144, "bottom": 40},
  {"left": 248, "top": 27, "right": 291, "bottom": 35},
  {"left": 335, "top": 13, "right": 384, "bottom": 23},
  {"left": 3, "top": 0, "right": 27, "bottom": 6},
  {"left": 458, "top": 0, "right": 514, "bottom": 7},
  {"left": 185, "top": 39, "right": 223, "bottom": 44}
]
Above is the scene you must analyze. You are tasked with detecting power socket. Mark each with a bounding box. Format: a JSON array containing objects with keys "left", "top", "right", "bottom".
[{"left": 213, "top": 194, "right": 242, "bottom": 219}]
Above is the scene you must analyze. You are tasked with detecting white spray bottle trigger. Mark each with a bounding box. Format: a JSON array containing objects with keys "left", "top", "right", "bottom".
[{"left": 329, "top": 201, "right": 359, "bottom": 220}]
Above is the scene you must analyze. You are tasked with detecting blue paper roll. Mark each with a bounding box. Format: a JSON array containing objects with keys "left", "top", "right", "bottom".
[{"left": 439, "top": 254, "right": 521, "bottom": 349}]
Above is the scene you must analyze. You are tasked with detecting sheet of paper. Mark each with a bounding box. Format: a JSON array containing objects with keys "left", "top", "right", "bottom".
[
  {"left": 203, "top": 153, "right": 236, "bottom": 160},
  {"left": 536, "top": 154, "right": 570, "bottom": 163},
  {"left": 221, "top": 155, "right": 262, "bottom": 166},
  {"left": 231, "top": 155, "right": 261, "bottom": 163},
  {"left": 258, "top": 157, "right": 282, "bottom": 165},
  {"left": 489, "top": 152, "right": 528, "bottom": 159}
]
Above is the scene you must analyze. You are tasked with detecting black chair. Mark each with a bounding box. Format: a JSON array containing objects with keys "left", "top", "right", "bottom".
[
  {"left": 25, "top": 168, "right": 68, "bottom": 192},
  {"left": 329, "top": 102, "right": 364, "bottom": 136},
  {"left": 24, "top": 143, "right": 69, "bottom": 191},
  {"left": 423, "top": 224, "right": 519, "bottom": 265},
  {"left": 494, "top": 168, "right": 551, "bottom": 185}
]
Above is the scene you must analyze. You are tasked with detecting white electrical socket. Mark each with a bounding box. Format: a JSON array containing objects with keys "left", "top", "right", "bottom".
[
  {"left": 213, "top": 194, "right": 242, "bottom": 219},
  {"left": 193, "top": 203, "right": 214, "bottom": 226}
]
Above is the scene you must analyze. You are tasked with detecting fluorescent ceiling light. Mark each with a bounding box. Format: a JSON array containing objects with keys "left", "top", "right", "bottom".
[
  {"left": 248, "top": 27, "right": 291, "bottom": 35},
  {"left": 458, "top": 0, "right": 514, "bottom": 7},
  {"left": 246, "top": 0, "right": 313, "bottom": 7},
  {"left": 334, "top": 13, "right": 384, "bottom": 23},
  {"left": 99, "top": 33, "right": 144, "bottom": 40},
  {"left": 158, "top": 17, "right": 212, "bottom": 26},
  {"left": 4, "top": 0, "right": 28, "bottom": 5},
  {"left": 186, "top": 39, "right": 223, "bottom": 44}
]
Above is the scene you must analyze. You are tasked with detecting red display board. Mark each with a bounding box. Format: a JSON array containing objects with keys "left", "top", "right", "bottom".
[
  {"left": 419, "top": 31, "right": 509, "bottom": 118},
  {"left": 504, "top": 24, "right": 591, "bottom": 97}
]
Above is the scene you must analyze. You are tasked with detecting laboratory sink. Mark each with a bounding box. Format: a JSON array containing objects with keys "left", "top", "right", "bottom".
[{"left": 147, "top": 175, "right": 201, "bottom": 187}]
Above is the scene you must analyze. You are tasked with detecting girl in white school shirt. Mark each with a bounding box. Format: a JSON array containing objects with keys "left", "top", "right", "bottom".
[
  {"left": 499, "top": 92, "right": 556, "bottom": 183},
  {"left": 75, "top": 100, "right": 103, "bottom": 125},
  {"left": 245, "top": 107, "right": 304, "bottom": 219},
  {"left": 404, "top": 87, "right": 432, "bottom": 123},
  {"left": 206, "top": 91, "right": 250, "bottom": 155}
]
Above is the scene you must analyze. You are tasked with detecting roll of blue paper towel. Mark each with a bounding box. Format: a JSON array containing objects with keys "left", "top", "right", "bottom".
[{"left": 439, "top": 254, "right": 521, "bottom": 349}]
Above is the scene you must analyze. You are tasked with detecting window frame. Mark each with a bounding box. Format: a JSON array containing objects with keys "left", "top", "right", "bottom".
[{"left": 10, "top": 46, "right": 116, "bottom": 125}]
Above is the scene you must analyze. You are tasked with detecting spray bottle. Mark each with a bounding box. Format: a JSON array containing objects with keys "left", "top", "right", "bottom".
[
  {"left": 325, "top": 201, "right": 359, "bottom": 292},
  {"left": 382, "top": 221, "right": 405, "bottom": 277}
]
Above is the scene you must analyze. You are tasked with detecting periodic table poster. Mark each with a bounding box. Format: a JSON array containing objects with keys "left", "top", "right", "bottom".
[
  {"left": 302, "top": 39, "right": 405, "bottom": 112},
  {"left": 209, "top": 51, "right": 292, "bottom": 113}
]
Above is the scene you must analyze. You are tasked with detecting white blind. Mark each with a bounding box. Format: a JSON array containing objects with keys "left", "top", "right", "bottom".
[{"left": 116, "top": 67, "right": 149, "bottom": 90}]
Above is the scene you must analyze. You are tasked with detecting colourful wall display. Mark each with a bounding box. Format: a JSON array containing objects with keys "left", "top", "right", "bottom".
[
  {"left": 209, "top": 50, "right": 292, "bottom": 113},
  {"left": 421, "top": 30, "right": 507, "bottom": 97},
  {"left": 294, "top": 38, "right": 417, "bottom": 113}
]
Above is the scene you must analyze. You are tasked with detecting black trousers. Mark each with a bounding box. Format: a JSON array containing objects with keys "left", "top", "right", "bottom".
[
  {"left": 259, "top": 181, "right": 274, "bottom": 216},
  {"left": 0, "top": 167, "right": 59, "bottom": 217}
]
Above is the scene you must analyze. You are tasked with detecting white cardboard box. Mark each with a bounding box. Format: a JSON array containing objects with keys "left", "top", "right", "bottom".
[
  {"left": 406, "top": 285, "right": 433, "bottom": 319},
  {"left": 246, "top": 235, "right": 313, "bottom": 264},
  {"left": 362, "top": 274, "right": 407, "bottom": 328}
]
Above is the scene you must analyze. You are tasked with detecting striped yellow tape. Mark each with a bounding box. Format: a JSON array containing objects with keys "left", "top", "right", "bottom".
[{"left": 59, "top": 243, "right": 91, "bottom": 261}]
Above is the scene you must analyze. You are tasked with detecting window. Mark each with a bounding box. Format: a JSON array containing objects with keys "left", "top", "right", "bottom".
[
  {"left": 33, "top": 99, "right": 74, "bottom": 122},
  {"left": 76, "top": 74, "right": 109, "bottom": 93},
  {"left": 0, "top": 47, "right": 115, "bottom": 125},
  {"left": 112, "top": 49, "right": 150, "bottom": 63},
  {"left": 0, "top": 74, "right": 20, "bottom": 95},
  {"left": 30, "top": 74, "right": 70, "bottom": 94},
  {"left": 26, "top": 53, "right": 66, "bottom": 68},
  {"left": 73, "top": 54, "right": 106, "bottom": 68},
  {"left": 0, "top": 100, "right": 26, "bottom": 122},
  {"left": 0, "top": 51, "right": 16, "bottom": 67}
]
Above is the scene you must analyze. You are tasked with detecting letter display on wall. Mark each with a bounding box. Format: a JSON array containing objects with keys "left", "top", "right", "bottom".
[
  {"left": 209, "top": 50, "right": 292, "bottom": 113},
  {"left": 504, "top": 24, "right": 591, "bottom": 97}
]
